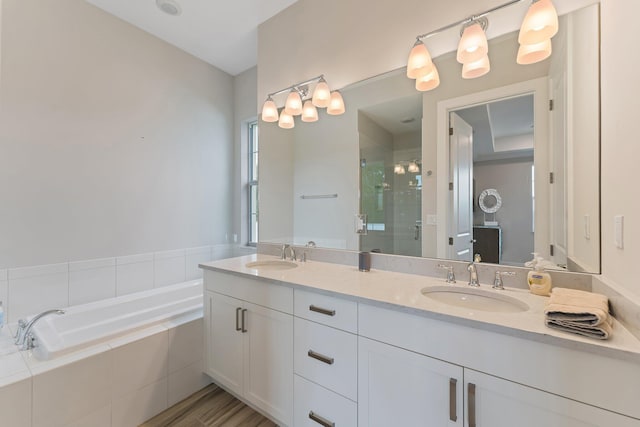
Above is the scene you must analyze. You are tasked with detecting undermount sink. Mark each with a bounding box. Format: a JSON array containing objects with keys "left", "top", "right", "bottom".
[
  {"left": 421, "top": 285, "right": 529, "bottom": 313},
  {"left": 245, "top": 260, "right": 298, "bottom": 271}
]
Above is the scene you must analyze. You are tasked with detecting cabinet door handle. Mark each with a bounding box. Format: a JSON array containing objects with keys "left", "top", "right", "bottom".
[
  {"left": 309, "top": 410, "right": 335, "bottom": 427},
  {"left": 309, "top": 305, "right": 336, "bottom": 317},
  {"left": 449, "top": 378, "right": 457, "bottom": 422},
  {"left": 241, "top": 309, "right": 248, "bottom": 333},
  {"left": 235, "top": 307, "right": 242, "bottom": 331},
  {"left": 307, "top": 349, "right": 334, "bottom": 365},
  {"left": 468, "top": 382, "right": 477, "bottom": 427}
]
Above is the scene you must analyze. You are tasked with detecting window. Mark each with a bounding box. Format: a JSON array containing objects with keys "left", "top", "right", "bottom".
[{"left": 248, "top": 121, "right": 259, "bottom": 245}]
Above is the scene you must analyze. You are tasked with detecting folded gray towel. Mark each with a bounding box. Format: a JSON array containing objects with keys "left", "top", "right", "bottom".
[{"left": 544, "top": 288, "right": 613, "bottom": 340}]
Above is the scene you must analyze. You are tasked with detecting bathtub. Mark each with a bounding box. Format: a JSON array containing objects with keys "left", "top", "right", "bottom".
[{"left": 30, "top": 279, "right": 203, "bottom": 360}]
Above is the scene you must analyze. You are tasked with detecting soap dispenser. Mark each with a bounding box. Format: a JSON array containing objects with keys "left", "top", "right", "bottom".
[{"left": 527, "top": 256, "right": 552, "bottom": 296}]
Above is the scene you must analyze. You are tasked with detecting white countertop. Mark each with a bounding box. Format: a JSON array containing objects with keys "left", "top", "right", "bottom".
[{"left": 201, "top": 254, "right": 640, "bottom": 363}]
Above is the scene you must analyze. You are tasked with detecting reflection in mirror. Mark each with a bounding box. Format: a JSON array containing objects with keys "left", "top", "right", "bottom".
[
  {"left": 359, "top": 96, "right": 423, "bottom": 256},
  {"left": 259, "top": 3, "right": 600, "bottom": 273}
]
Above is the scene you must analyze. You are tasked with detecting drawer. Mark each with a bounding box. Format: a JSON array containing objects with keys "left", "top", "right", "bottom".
[
  {"left": 204, "top": 269, "right": 293, "bottom": 313},
  {"left": 294, "top": 317, "right": 357, "bottom": 401},
  {"left": 294, "top": 375, "right": 357, "bottom": 427},
  {"left": 294, "top": 289, "right": 357, "bottom": 333}
]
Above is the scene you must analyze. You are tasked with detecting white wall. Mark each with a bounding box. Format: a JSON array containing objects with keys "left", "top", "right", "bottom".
[
  {"left": 600, "top": 0, "right": 640, "bottom": 298},
  {"left": 0, "top": 0, "right": 234, "bottom": 268}
]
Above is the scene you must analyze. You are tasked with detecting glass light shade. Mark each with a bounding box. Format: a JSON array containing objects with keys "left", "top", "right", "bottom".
[
  {"left": 415, "top": 66, "right": 440, "bottom": 91},
  {"left": 407, "top": 41, "right": 434, "bottom": 79},
  {"left": 312, "top": 80, "right": 331, "bottom": 108},
  {"left": 457, "top": 23, "right": 489, "bottom": 64},
  {"left": 261, "top": 98, "right": 279, "bottom": 122},
  {"left": 518, "top": 0, "right": 558, "bottom": 45},
  {"left": 408, "top": 162, "right": 420, "bottom": 173},
  {"left": 278, "top": 111, "right": 295, "bottom": 129},
  {"left": 327, "top": 91, "right": 346, "bottom": 115},
  {"left": 517, "top": 39, "right": 552, "bottom": 64},
  {"left": 462, "top": 55, "right": 491, "bottom": 79},
  {"left": 284, "top": 90, "right": 303, "bottom": 115},
  {"left": 394, "top": 164, "right": 406, "bottom": 175},
  {"left": 301, "top": 100, "right": 319, "bottom": 122}
]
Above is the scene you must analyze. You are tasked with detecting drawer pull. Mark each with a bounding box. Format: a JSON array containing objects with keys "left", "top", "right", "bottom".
[
  {"left": 449, "top": 378, "right": 457, "bottom": 422},
  {"left": 309, "top": 305, "right": 336, "bottom": 317},
  {"left": 309, "top": 410, "right": 335, "bottom": 427},
  {"left": 307, "top": 349, "right": 334, "bottom": 365},
  {"left": 241, "top": 309, "right": 248, "bottom": 333},
  {"left": 468, "top": 382, "right": 477, "bottom": 427},
  {"left": 235, "top": 307, "right": 242, "bottom": 331}
]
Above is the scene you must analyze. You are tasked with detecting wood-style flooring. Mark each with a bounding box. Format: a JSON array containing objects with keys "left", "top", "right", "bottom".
[{"left": 140, "top": 384, "right": 277, "bottom": 427}]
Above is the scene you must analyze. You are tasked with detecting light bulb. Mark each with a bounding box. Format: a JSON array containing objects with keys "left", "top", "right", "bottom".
[
  {"left": 261, "top": 97, "right": 279, "bottom": 122},
  {"left": 517, "top": 39, "right": 552, "bottom": 64},
  {"left": 312, "top": 78, "right": 331, "bottom": 108},
  {"left": 284, "top": 90, "right": 303, "bottom": 115},
  {"left": 415, "top": 66, "right": 440, "bottom": 92},
  {"left": 301, "top": 100, "right": 319, "bottom": 122},
  {"left": 462, "top": 55, "right": 491, "bottom": 79},
  {"left": 278, "top": 111, "right": 295, "bottom": 129},
  {"left": 407, "top": 40, "right": 434, "bottom": 79},
  {"left": 518, "top": 0, "right": 558, "bottom": 45},
  {"left": 327, "top": 91, "right": 345, "bottom": 115},
  {"left": 457, "top": 22, "right": 489, "bottom": 64}
]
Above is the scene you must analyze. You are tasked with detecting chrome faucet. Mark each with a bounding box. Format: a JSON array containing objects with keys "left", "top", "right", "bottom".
[
  {"left": 280, "top": 244, "right": 296, "bottom": 261},
  {"left": 14, "top": 309, "right": 65, "bottom": 350},
  {"left": 467, "top": 262, "right": 480, "bottom": 287},
  {"left": 492, "top": 271, "right": 516, "bottom": 290},
  {"left": 280, "top": 244, "right": 290, "bottom": 260},
  {"left": 437, "top": 264, "right": 456, "bottom": 283}
]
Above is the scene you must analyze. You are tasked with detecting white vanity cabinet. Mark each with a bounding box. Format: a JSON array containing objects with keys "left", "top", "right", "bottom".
[
  {"left": 358, "top": 336, "right": 464, "bottom": 426},
  {"left": 358, "top": 302, "right": 640, "bottom": 427},
  {"left": 293, "top": 289, "right": 359, "bottom": 427},
  {"left": 203, "top": 270, "right": 293, "bottom": 427},
  {"left": 465, "top": 369, "right": 640, "bottom": 427}
]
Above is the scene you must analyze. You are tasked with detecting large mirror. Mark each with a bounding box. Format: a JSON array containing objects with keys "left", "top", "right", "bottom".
[{"left": 259, "top": 2, "right": 600, "bottom": 273}]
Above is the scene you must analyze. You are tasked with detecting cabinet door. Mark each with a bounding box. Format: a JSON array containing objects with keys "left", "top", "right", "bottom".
[
  {"left": 358, "top": 337, "right": 464, "bottom": 427},
  {"left": 205, "top": 291, "right": 244, "bottom": 396},
  {"left": 465, "top": 369, "right": 640, "bottom": 427},
  {"left": 243, "top": 301, "right": 293, "bottom": 427}
]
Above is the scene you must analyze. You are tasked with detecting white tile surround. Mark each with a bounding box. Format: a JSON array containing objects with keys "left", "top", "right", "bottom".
[
  {"left": 0, "top": 316, "right": 207, "bottom": 427},
  {"left": 2, "top": 244, "right": 253, "bottom": 323}
]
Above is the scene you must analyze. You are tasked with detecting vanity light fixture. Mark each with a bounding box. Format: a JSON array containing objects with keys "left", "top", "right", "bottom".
[
  {"left": 278, "top": 111, "right": 295, "bottom": 129},
  {"left": 407, "top": 161, "right": 420, "bottom": 173},
  {"left": 301, "top": 100, "right": 319, "bottom": 122},
  {"left": 261, "top": 95, "right": 279, "bottom": 122},
  {"left": 457, "top": 19, "right": 489, "bottom": 65},
  {"left": 407, "top": 0, "right": 560, "bottom": 89},
  {"left": 261, "top": 75, "right": 344, "bottom": 129},
  {"left": 517, "top": 0, "right": 558, "bottom": 64},
  {"left": 284, "top": 89, "right": 303, "bottom": 116},
  {"left": 394, "top": 164, "right": 406, "bottom": 175},
  {"left": 327, "top": 91, "right": 346, "bottom": 115},
  {"left": 518, "top": 0, "right": 558, "bottom": 45}
]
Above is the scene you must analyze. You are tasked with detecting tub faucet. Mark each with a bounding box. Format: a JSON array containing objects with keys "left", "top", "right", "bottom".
[{"left": 14, "top": 309, "right": 65, "bottom": 350}]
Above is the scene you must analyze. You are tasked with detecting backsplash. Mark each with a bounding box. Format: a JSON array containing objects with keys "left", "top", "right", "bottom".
[
  {"left": 257, "top": 242, "right": 593, "bottom": 292},
  {"left": 0, "top": 245, "right": 255, "bottom": 323}
]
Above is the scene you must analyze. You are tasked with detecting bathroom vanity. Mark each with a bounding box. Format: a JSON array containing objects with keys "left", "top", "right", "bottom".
[{"left": 201, "top": 255, "right": 640, "bottom": 427}]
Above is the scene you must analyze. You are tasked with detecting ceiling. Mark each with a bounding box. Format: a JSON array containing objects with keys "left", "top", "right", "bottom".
[
  {"left": 85, "top": 0, "right": 299, "bottom": 76},
  {"left": 360, "top": 95, "right": 423, "bottom": 135}
]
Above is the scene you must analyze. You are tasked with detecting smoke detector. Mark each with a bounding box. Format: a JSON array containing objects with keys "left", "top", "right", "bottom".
[{"left": 156, "top": 0, "right": 182, "bottom": 16}]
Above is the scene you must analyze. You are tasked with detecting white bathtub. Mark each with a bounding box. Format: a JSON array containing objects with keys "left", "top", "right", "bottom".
[{"left": 30, "top": 280, "right": 203, "bottom": 360}]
